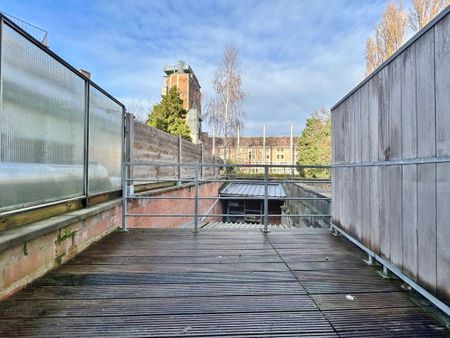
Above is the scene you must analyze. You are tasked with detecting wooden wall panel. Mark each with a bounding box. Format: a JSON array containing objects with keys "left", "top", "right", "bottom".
[
  {"left": 369, "top": 166, "right": 380, "bottom": 254},
  {"left": 417, "top": 163, "right": 437, "bottom": 294},
  {"left": 388, "top": 165, "right": 403, "bottom": 266},
  {"left": 400, "top": 45, "right": 417, "bottom": 160},
  {"left": 435, "top": 13, "right": 450, "bottom": 156},
  {"left": 368, "top": 77, "right": 379, "bottom": 162},
  {"left": 378, "top": 166, "right": 390, "bottom": 259},
  {"left": 402, "top": 165, "right": 418, "bottom": 279},
  {"left": 325, "top": 7, "right": 450, "bottom": 306},
  {"left": 361, "top": 167, "right": 371, "bottom": 247},
  {"left": 388, "top": 58, "right": 402, "bottom": 160},
  {"left": 360, "top": 84, "right": 370, "bottom": 162},
  {"left": 416, "top": 28, "right": 436, "bottom": 158},
  {"left": 378, "top": 67, "right": 390, "bottom": 161},
  {"left": 437, "top": 163, "right": 450, "bottom": 305}
]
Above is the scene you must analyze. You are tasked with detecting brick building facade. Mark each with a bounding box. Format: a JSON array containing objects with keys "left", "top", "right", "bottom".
[
  {"left": 202, "top": 135, "right": 298, "bottom": 174},
  {"left": 162, "top": 61, "right": 202, "bottom": 143}
]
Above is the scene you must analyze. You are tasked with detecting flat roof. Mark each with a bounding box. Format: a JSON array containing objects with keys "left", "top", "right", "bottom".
[{"left": 220, "top": 183, "right": 286, "bottom": 199}]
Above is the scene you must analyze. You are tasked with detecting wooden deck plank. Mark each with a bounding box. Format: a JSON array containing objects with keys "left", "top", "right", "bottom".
[
  {"left": 0, "top": 312, "right": 337, "bottom": 337},
  {"left": 68, "top": 254, "right": 284, "bottom": 265},
  {"left": 57, "top": 262, "right": 290, "bottom": 274},
  {"left": 15, "top": 282, "right": 308, "bottom": 301},
  {"left": 0, "top": 294, "right": 319, "bottom": 319},
  {"left": 323, "top": 307, "right": 448, "bottom": 337},
  {"left": 311, "top": 291, "right": 426, "bottom": 310},
  {"left": 0, "top": 228, "right": 447, "bottom": 337},
  {"left": 35, "top": 271, "right": 297, "bottom": 286}
]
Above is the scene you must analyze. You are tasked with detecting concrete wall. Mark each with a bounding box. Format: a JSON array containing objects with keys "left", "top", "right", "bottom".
[
  {"left": 331, "top": 8, "right": 450, "bottom": 306},
  {"left": 283, "top": 183, "right": 330, "bottom": 228}
]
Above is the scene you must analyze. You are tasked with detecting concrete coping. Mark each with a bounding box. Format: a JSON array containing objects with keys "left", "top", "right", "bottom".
[
  {"left": 0, "top": 199, "right": 121, "bottom": 253},
  {"left": 294, "top": 183, "right": 331, "bottom": 198}
]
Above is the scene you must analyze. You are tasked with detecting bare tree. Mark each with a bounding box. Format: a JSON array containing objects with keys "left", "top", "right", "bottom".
[
  {"left": 206, "top": 45, "right": 245, "bottom": 161},
  {"left": 365, "top": 1, "right": 408, "bottom": 75},
  {"left": 125, "top": 98, "right": 151, "bottom": 123},
  {"left": 409, "top": 0, "right": 449, "bottom": 31}
]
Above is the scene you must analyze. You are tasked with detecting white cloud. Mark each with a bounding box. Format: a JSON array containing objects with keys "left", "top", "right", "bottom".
[{"left": 3, "top": 0, "right": 387, "bottom": 136}]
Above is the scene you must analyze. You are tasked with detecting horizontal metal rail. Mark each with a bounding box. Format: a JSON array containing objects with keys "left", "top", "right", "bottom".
[
  {"left": 127, "top": 178, "right": 331, "bottom": 184},
  {"left": 126, "top": 161, "right": 331, "bottom": 169},
  {"left": 126, "top": 213, "right": 331, "bottom": 218},
  {"left": 125, "top": 196, "right": 331, "bottom": 201},
  {"left": 332, "top": 155, "right": 450, "bottom": 168}
]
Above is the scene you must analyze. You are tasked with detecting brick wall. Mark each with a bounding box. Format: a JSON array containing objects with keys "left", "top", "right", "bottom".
[
  {"left": 127, "top": 182, "right": 223, "bottom": 228},
  {"left": 0, "top": 202, "right": 121, "bottom": 301}
]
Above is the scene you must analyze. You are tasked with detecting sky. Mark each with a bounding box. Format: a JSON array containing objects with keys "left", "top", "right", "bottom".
[{"left": 1, "top": 0, "right": 388, "bottom": 136}]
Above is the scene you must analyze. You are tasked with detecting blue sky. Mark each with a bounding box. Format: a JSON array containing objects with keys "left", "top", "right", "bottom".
[{"left": 1, "top": 0, "right": 387, "bottom": 136}]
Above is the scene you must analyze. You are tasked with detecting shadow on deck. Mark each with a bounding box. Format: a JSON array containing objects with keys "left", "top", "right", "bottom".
[{"left": 1, "top": 228, "right": 448, "bottom": 337}]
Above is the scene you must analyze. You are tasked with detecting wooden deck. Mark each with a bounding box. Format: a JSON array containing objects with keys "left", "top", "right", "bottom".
[{"left": 1, "top": 228, "right": 448, "bottom": 337}]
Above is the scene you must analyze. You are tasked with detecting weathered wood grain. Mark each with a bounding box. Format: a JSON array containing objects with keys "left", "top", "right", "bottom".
[
  {"left": 435, "top": 13, "right": 450, "bottom": 157},
  {"left": 368, "top": 76, "right": 380, "bottom": 162},
  {"left": 331, "top": 10, "right": 450, "bottom": 308},
  {"left": 400, "top": 44, "right": 417, "bottom": 160},
  {"left": 436, "top": 163, "right": 450, "bottom": 305},
  {"left": 388, "top": 58, "right": 402, "bottom": 160},
  {"left": 378, "top": 67, "right": 390, "bottom": 161},
  {"left": 369, "top": 167, "right": 380, "bottom": 254},
  {"left": 1, "top": 229, "right": 447, "bottom": 336},
  {"left": 417, "top": 163, "right": 437, "bottom": 294},
  {"left": 416, "top": 28, "right": 436, "bottom": 158},
  {"left": 388, "top": 165, "right": 403, "bottom": 267},
  {"left": 402, "top": 165, "right": 418, "bottom": 279}
]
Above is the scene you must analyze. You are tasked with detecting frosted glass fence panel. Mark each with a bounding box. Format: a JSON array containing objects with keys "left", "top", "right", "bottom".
[
  {"left": 88, "top": 87, "right": 122, "bottom": 194},
  {"left": 0, "top": 24, "right": 85, "bottom": 211}
]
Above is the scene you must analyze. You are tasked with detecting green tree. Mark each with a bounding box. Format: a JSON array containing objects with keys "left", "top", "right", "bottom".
[
  {"left": 146, "top": 86, "right": 191, "bottom": 141},
  {"left": 296, "top": 107, "right": 331, "bottom": 178}
]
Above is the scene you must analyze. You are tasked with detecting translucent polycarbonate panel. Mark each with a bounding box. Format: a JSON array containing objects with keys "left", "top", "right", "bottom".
[
  {"left": 0, "top": 24, "right": 85, "bottom": 211},
  {"left": 88, "top": 87, "right": 122, "bottom": 194}
]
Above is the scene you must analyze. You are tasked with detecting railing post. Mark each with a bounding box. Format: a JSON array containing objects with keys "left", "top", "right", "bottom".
[
  {"left": 177, "top": 135, "right": 182, "bottom": 186},
  {"left": 200, "top": 144, "right": 204, "bottom": 180},
  {"left": 193, "top": 163, "right": 199, "bottom": 234},
  {"left": 121, "top": 110, "right": 129, "bottom": 232},
  {"left": 122, "top": 160, "right": 128, "bottom": 231},
  {"left": 262, "top": 165, "right": 270, "bottom": 233}
]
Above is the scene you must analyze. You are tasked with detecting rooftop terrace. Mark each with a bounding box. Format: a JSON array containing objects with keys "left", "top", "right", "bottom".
[{"left": 1, "top": 227, "right": 447, "bottom": 337}]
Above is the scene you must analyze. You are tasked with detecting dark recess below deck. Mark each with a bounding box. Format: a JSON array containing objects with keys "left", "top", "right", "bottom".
[{"left": 0, "top": 228, "right": 448, "bottom": 337}]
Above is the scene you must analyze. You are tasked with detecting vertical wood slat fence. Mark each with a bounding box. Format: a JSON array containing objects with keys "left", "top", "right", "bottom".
[
  {"left": 132, "top": 120, "right": 217, "bottom": 181},
  {"left": 331, "top": 8, "right": 450, "bottom": 307}
]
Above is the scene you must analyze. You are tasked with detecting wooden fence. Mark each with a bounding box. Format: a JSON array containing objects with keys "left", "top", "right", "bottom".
[
  {"left": 131, "top": 120, "right": 217, "bottom": 180},
  {"left": 331, "top": 8, "right": 450, "bottom": 307}
]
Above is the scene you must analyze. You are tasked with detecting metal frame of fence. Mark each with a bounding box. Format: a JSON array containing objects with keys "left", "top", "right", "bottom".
[
  {"left": 122, "top": 162, "right": 331, "bottom": 233},
  {"left": 0, "top": 14, "right": 126, "bottom": 214}
]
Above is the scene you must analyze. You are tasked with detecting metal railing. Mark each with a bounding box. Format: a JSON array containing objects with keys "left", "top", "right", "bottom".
[{"left": 122, "top": 162, "right": 331, "bottom": 233}]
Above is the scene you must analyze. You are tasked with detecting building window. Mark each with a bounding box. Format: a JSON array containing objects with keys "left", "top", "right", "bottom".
[{"left": 277, "top": 154, "right": 284, "bottom": 159}]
